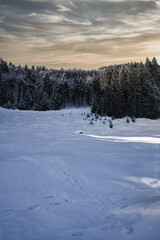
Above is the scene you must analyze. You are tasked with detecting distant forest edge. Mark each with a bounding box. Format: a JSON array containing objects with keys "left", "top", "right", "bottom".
[{"left": 0, "top": 57, "right": 160, "bottom": 119}]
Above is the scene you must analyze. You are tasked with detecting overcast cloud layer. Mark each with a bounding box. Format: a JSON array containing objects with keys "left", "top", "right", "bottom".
[{"left": 0, "top": 0, "right": 160, "bottom": 68}]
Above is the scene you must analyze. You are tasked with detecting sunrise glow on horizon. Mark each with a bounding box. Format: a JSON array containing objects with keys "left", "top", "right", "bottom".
[{"left": 0, "top": 0, "right": 160, "bottom": 69}]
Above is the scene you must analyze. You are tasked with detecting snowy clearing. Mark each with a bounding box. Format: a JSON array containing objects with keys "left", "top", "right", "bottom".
[{"left": 0, "top": 107, "right": 160, "bottom": 240}]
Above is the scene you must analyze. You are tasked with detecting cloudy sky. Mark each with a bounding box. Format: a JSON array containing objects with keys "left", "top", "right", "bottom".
[{"left": 0, "top": 0, "right": 160, "bottom": 69}]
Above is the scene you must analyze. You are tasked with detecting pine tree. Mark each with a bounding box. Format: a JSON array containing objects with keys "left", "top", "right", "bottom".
[
  {"left": 118, "top": 67, "right": 129, "bottom": 117},
  {"left": 91, "top": 73, "right": 101, "bottom": 114},
  {"left": 0, "top": 61, "right": 9, "bottom": 73}
]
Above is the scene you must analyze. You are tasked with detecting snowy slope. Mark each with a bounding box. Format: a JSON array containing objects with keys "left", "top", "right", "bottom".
[{"left": 0, "top": 107, "right": 160, "bottom": 240}]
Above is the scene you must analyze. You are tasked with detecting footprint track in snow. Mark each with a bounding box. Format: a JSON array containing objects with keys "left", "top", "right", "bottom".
[
  {"left": 27, "top": 204, "right": 39, "bottom": 211},
  {"left": 71, "top": 231, "right": 83, "bottom": 237},
  {"left": 50, "top": 201, "right": 61, "bottom": 206},
  {"left": 0, "top": 209, "right": 13, "bottom": 217},
  {"left": 44, "top": 195, "right": 54, "bottom": 199},
  {"left": 121, "top": 225, "right": 133, "bottom": 235},
  {"left": 150, "top": 180, "right": 158, "bottom": 185},
  {"left": 119, "top": 203, "right": 128, "bottom": 209}
]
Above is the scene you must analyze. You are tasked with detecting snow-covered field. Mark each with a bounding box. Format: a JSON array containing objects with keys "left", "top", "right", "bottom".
[{"left": 0, "top": 107, "right": 160, "bottom": 240}]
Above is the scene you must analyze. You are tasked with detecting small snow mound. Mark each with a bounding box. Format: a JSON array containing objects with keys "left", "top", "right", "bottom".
[
  {"left": 76, "top": 130, "right": 83, "bottom": 134},
  {"left": 79, "top": 131, "right": 83, "bottom": 134}
]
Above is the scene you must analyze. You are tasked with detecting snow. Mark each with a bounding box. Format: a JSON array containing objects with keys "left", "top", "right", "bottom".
[
  {"left": 0, "top": 107, "right": 160, "bottom": 240},
  {"left": 85, "top": 135, "right": 160, "bottom": 144}
]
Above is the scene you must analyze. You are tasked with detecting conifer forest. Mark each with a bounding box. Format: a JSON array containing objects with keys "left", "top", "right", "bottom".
[{"left": 0, "top": 57, "right": 160, "bottom": 119}]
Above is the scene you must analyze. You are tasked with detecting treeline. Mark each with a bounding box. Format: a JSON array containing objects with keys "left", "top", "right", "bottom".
[
  {"left": 92, "top": 57, "right": 160, "bottom": 119},
  {"left": 0, "top": 59, "right": 94, "bottom": 111},
  {"left": 0, "top": 57, "right": 160, "bottom": 119}
]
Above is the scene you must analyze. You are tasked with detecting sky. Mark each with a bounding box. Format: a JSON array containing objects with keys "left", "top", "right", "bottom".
[{"left": 0, "top": 0, "right": 160, "bottom": 69}]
